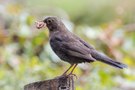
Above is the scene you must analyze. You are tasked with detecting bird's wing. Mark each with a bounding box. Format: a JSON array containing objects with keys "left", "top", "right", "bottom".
[
  {"left": 51, "top": 32, "right": 96, "bottom": 62},
  {"left": 72, "top": 34, "right": 95, "bottom": 49},
  {"left": 62, "top": 40, "right": 96, "bottom": 62},
  {"left": 79, "top": 38, "right": 94, "bottom": 49}
]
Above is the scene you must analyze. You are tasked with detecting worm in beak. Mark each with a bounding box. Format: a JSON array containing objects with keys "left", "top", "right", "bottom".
[{"left": 35, "top": 21, "right": 46, "bottom": 29}]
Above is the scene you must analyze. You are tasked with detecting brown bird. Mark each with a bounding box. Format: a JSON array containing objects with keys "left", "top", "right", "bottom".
[{"left": 35, "top": 16, "right": 127, "bottom": 75}]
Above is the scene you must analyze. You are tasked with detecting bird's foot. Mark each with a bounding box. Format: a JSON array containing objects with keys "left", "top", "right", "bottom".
[
  {"left": 55, "top": 74, "right": 67, "bottom": 79},
  {"left": 67, "top": 73, "right": 78, "bottom": 79},
  {"left": 60, "top": 73, "right": 77, "bottom": 79},
  {"left": 62, "top": 73, "right": 67, "bottom": 76}
]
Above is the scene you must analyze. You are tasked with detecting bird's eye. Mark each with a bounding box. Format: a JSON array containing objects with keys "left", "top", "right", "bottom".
[{"left": 47, "top": 19, "right": 52, "bottom": 23}]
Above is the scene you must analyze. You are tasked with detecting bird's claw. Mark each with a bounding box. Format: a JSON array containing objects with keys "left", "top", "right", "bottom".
[{"left": 67, "top": 73, "right": 78, "bottom": 79}]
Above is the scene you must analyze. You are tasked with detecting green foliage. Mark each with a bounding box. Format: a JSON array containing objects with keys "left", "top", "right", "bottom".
[{"left": 0, "top": 0, "right": 135, "bottom": 90}]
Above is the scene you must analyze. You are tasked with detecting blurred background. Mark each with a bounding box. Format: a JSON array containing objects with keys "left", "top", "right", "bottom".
[{"left": 0, "top": 0, "right": 135, "bottom": 90}]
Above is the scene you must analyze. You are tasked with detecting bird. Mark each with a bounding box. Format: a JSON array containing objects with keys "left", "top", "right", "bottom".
[{"left": 35, "top": 16, "right": 127, "bottom": 76}]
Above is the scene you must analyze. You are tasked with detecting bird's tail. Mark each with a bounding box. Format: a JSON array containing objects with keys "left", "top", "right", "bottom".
[{"left": 91, "top": 50, "right": 127, "bottom": 69}]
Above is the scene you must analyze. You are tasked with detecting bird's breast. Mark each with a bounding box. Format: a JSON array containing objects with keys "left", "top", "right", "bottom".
[{"left": 50, "top": 37, "right": 66, "bottom": 59}]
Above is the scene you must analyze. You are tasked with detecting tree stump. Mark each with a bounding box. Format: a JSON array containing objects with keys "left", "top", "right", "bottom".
[{"left": 24, "top": 75, "right": 75, "bottom": 90}]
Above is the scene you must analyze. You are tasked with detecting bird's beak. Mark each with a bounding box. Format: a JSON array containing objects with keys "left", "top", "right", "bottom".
[{"left": 35, "top": 21, "right": 46, "bottom": 29}]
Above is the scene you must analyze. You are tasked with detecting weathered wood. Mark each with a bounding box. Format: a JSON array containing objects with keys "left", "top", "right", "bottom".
[{"left": 24, "top": 75, "right": 74, "bottom": 90}]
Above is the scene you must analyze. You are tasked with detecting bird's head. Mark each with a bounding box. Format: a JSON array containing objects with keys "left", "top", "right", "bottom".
[{"left": 35, "top": 16, "right": 65, "bottom": 31}]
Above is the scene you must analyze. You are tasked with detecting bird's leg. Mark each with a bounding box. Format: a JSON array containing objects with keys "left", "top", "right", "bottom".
[
  {"left": 66, "top": 64, "right": 78, "bottom": 79},
  {"left": 68, "top": 64, "right": 78, "bottom": 78},
  {"left": 62, "top": 64, "right": 75, "bottom": 76},
  {"left": 70, "top": 64, "right": 77, "bottom": 74}
]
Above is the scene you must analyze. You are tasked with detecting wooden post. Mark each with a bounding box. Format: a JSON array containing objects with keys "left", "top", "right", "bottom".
[{"left": 24, "top": 75, "right": 75, "bottom": 90}]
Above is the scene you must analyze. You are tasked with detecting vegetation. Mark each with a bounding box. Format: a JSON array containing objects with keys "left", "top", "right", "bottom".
[{"left": 0, "top": 0, "right": 135, "bottom": 90}]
